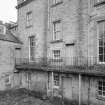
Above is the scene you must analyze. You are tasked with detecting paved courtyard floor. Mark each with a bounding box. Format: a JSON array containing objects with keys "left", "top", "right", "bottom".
[{"left": 0, "top": 88, "right": 53, "bottom": 105}]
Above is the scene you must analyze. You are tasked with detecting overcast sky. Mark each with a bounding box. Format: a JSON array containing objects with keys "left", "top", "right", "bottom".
[{"left": 0, "top": 0, "right": 17, "bottom": 23}]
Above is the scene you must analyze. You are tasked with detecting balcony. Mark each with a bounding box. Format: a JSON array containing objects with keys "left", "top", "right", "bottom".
[
  {"left": 48, "top": 57, "right": 97, "bottom": 70},
  {"left": 15, "top": 57, "right": 105, "bottom": 76},
  {"left": 15, "top": 57, "right": 47, "bottom": 71}
]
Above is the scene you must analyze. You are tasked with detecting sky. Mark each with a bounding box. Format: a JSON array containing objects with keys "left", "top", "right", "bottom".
[{"left": 0, "top": 0, "right": 17, "bottom": 23}]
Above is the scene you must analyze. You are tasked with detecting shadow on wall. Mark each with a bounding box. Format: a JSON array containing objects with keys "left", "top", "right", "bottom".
[
  {"left": 0, "top": 72, "right": 13, "bottom": 90},
  {"left": 29, "top": 80, "right": 47, "bottom": 96}
]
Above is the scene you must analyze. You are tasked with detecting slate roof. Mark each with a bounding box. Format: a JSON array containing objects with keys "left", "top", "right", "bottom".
[{"left": 0, "top": 30, "right": 22, "bottom": 44}]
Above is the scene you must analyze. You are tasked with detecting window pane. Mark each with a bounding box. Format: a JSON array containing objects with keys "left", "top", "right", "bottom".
[
  {"left": 98, "top": 81, "right": 103, "bottom": 86},
  {"left": 26, "top": 11, "right": 32, "bottom": 27},
  {"left": 99, "top": 39, "right": 103, "bottom": 46},
  {"left": 29, "top": 36, "right": 35, "bottom": 60},
  {"left": 99, "top": 55, "right": 103, "bottom": 62},
  {"left": 55, "top": 32, "right": 61, "bottom": 40},
  {"left": 99, "top": 22, "right": 104, "bottom": 39},
  {"left": 53, "top": 20, "right": 61, "bottom": 40},
  {"left": 98, "top": 91, "right": 102, "bottom": 95},
  {"left": 97, "top": 80, "right": 105, "bottom": 96},
  {"left": 103, "top": 87, "right": 105, "bottom": 91},
  {"left": 99, "top": 47, "right": 103, "bottom": 54},
  {"left": 98, "top": 86, "right": 102, "bottom": 90},
  {"left": 103, "top": 92, "right": 105, "bottom": 96},
  {"left": 103, "top": 81, "right": 105, "bottom": 86},
  {"left": 53, "top": 50, "right": 60, "bottom": 58},
  {"left": 55, "top": 22, "right": 61, "bottom": 31},
  {"left": 104, "top": 39, "right": 105, "bottom": 46},
  {"left": 5, "top": 77, "right": 9, "bottom": 83},
  {"left": 98, "top": 21, "right": 105, "bottom": 62},
  {"left": 104, "top": 55, "right": 105, "bottom": 62},
  {"left": 104, "top": 32, "right": 105, "bottom": 38},
  {"left": 54, "top": 73, "right": 59, "bottom": 86}
]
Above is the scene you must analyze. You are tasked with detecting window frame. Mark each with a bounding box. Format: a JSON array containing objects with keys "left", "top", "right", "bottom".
[
  {"left": 97, "top": 79, "right": 105, "bottom": 98},
  {"left": 29, "top": 35, "right": 35, "bottom": 61},
  {"left": 26, "top": 11, "right": 32, "bottom": 28},
  {"left": 53, "top": 20, "right": 62, "bottom": 41},
  {"left": 26, "top": 73, "right": 31, "bottom": 82},
  {"left": 53, "top": 73, "right": 60, "bottom": 87},
  {"left": 53, "top": 50, "right": 61, "bottom": 59},
  {"left": 97, "top": 20, "right": 105, "bottom": 63},
  {"left": 5, "top": 74, "right": 11, "bottom": 85}
]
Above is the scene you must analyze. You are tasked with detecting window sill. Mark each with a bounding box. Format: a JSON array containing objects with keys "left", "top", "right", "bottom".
[
  {"left": 5, "top": 83, "right": 11, "bottom": 86},
  {"left": 50, "top": 58, "right": 63, "bottom": 62},
  {"left": 65, "top": 43, "right": 75, "bottom": 46},
  {"left": 51, "top": 1, "right": 63, "bottom": 8},
  {"left": 50, "top": 40, "right": 63, "bottom": 44},
  {"left": 53, "top": 86, "right": 59, "bottom": 89},
  {"left": 98, "top": 62, "right": 105, "bottom": 65},
  {"left": 94, "top": 1, "right": 105, "bottom": 7},
  {"left": 96, "top": 95, "right": 105, "bottom": 101},
  {"left": 26, "top": 25, "right": 32, "bottom": 29}
]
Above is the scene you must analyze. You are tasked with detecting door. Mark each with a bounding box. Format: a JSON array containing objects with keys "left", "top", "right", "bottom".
[
  {"left": 62, "top": 77, "right": 72, "bottom": 100},
  {"left": 15, "top": 48, "right": 21, "bottom": 63},
  {"left": 65, "top": 46, "right": 75, "bottom": 65}
]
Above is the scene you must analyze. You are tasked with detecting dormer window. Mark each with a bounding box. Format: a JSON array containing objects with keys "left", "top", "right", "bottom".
[
  {"left": 0, "top": 25, "right": 6, "bottom": 35},
  {"left": 94, "top": 0, "right": 105, "bottom": 6},
  {"left": 17, "top": 0, "right": 26, "bottom": 5}
]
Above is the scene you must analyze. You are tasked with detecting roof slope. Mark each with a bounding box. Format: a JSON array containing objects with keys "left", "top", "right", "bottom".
[{"left": 0, "top": 30, "right": 22, "bottom": 44}]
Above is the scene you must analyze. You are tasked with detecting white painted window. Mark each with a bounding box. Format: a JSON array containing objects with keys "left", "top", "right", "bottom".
[
  {"left": 98, "top": 21, "right": 105, "bottom": 63},
  {"left": 29, "top": 36, "right": 35, "bottom": 61},
  {"left": 26, "top": 11, "right": 32, "bottom": 27},
  {"left": 97, "top": 80, "right": 105, "bottom": 97},
  {"left": 26, "top": 73, "right": 31, "bottom": 82},
  {"left": 53, "top": 20, "right": 62, "bottom": 41},
  {"left": 54, "top": 73, "right": 60, "bottom": 87},
  {"left": 0, "top": 25, "right": 6, "bottom": 35},
  {"left": 5, "top": 74, "right": 11, "bottom": 85},
  {"left": 53, "top": 50, "right": 60, "bottom": 59}
]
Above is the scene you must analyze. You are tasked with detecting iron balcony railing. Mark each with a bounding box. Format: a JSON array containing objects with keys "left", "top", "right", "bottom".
[
  {"left": 15, "top": 57, "right": 47, "bottom": 66},
  {"left": 15, "top": 57, "right": 99, "bottom": 67}
]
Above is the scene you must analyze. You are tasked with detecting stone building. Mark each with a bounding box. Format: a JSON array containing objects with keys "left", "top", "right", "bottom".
[
  {"left": 0, "top": 21, "right": 22, "bottom": 90},
  {"left": 15, "top": 0, "right": 105, "bottom": 105},
  {"left": 47, "top": 0, "right": 105, "bottom": 105},
  {"left": 15, "top": 0, "right": 48, "bottom": 94}
]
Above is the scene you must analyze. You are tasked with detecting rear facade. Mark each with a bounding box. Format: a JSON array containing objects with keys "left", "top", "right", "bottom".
[{"left": 15, "top": 0, "right": 105, "bottom": 105}]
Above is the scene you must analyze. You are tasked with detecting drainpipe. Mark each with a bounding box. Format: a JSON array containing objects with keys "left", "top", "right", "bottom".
[
  {"left": 51, "top": 72, "right": 54, "bottom": 96},
  {"left": 79, "top": 74, "right": 82, "bottom": 105}
]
